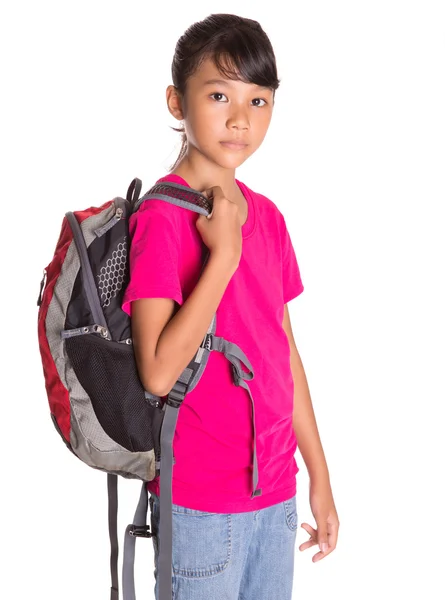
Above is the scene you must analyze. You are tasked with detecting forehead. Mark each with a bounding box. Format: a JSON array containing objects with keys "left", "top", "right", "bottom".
[
  {"left": 194, "top": 56, "right": 233, "bottom": 79},
  {"left": 191, "top": 56, "right": 271, "bottom": 92}
]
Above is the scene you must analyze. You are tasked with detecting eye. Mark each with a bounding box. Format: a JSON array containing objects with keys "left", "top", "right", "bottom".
[
  {"left": 209, "top": 93, "right": 268, "bottom": 107},
  {"left": 210, "top": 92, "right": 228, "bottom": 102},
  {"left": 252, "top": 98, "right": 267, "bottom": 107}
]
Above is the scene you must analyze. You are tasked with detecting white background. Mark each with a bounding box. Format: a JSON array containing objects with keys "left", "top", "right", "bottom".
[{"left": 1, "top": 1, "right": 444, "bottom": 598}]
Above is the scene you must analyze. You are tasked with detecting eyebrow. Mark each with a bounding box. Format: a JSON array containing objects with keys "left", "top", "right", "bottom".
[{"left": 202, "top": 78, "right": 272, "bottom": 91}]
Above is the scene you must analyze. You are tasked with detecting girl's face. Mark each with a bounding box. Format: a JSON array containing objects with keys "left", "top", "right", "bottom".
[{"left": 167, "top": 56, "right": 275, "bottom": 169}]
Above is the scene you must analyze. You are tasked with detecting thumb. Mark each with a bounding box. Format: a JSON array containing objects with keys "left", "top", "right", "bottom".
[
  {"left": 202, "top": 188, "right": 215, "bottom": 219},
  {"left": 317, "top": 521, "right": 329, "bottom": 554}
]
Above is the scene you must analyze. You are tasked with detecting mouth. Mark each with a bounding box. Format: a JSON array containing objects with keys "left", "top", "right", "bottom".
[{"left": 220, "top": 141, "right": 248, "bottom": 150}]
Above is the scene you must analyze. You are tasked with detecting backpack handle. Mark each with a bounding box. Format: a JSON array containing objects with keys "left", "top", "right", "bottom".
[{"left": 126, "top": 178, "right": 142, "bottom": 206}]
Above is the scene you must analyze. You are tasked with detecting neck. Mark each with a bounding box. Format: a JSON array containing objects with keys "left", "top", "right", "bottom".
[{"left": 170, "top": 151, "right": 241, "bottom": 199}]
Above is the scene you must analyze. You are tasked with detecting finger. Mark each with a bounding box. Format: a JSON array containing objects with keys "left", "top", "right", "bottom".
[
  {"left": 316, "top": 519, "right": 329, "bottom": 555},
  {"left": 299, "top": 522, "right": 317, "bottom": 552},
  {"left": 313, "top": 541, "right": 335, "bottom": 562},
  {"left": 312, "top": 548, "right": 329, "bottom": 563},
  {"left": 300, "top": 522, "right": 317, "bottom": 538},
  {"left": 327, "top": 520, "right": 339, "bottom": 551},
  {"left": 202, "top": 186, "right": 214, "bottom": 196},
  {"left": 204, "top": 187, "right": 219, "bottom": 218},
  {"left": 298, "top": 538, "right": 317, "bottom": 552},
  {"left": 205, "top": 185, "right": 222, "bottom": 200}
]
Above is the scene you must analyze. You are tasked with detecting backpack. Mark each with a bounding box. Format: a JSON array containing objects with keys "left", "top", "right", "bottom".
[{"left": 36, "top": 177, "right": 260, "bottom": 600}]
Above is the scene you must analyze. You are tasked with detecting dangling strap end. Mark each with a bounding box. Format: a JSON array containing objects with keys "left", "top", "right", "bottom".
[
  {"left": 251, "top": 488, "right": 262, "bottom": 499},
  {"left": 110, "top": 586, "right": 119, "bottom": 600}
]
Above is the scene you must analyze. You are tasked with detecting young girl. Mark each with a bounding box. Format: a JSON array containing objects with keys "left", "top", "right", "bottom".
[{"left": 121, "top": 12, "right": 339, "bottom": 600}]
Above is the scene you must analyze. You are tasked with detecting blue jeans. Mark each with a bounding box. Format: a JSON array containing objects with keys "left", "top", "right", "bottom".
[{"left": 149, "top": 492, "right": 298, "bottom": 600}]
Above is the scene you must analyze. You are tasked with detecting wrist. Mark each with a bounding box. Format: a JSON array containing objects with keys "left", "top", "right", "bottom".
[
  {"left": 209, "top": 250, "right": 239, "bottom": 274},
  {"left": 309, "top": 467, "right": 331, "bottom": 488}
]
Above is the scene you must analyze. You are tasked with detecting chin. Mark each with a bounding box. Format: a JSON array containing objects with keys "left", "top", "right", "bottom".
[{"left": 213, "top": 150, "right": 253, "bottom": 169}]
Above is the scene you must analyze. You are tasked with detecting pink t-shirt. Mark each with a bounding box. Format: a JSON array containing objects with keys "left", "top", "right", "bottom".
[{"left": 121, "top": 173, "right": 304, "bottom": 513}]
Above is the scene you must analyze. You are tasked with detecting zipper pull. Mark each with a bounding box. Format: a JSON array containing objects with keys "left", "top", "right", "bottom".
[
  {"left": 37, "top": 269, "right": 47, "bottom": 307},
  {"left": 94, "top": 206, "right": 124, "bottom": 238}
]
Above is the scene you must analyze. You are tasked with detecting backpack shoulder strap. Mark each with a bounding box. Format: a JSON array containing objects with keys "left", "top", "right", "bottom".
[{"left": 132, "top": 181, "right": 212, "bottom": 216}]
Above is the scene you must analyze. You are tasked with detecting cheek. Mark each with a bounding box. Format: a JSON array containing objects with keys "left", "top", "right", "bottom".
[
  {"left": 252, "top": 112, "right": 272, "bottom": 142},
  {"left": 255, "top": 107, "right": 273, "bottom": 127},
  {"left": 187, "top": 102, "right": 220, "bottom": 136}
]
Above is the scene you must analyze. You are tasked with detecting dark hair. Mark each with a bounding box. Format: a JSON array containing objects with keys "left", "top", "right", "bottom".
[{"left": 168, "top": 13, "right": 281, "bottom": 171}]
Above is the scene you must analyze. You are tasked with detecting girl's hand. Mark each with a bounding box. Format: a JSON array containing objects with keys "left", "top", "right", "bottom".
[
  {"left": 196, "top": 186, "right": 243, "bottom": 267},
  {"left": 299, "top": 479, "right": 339, "bottom": 562}
]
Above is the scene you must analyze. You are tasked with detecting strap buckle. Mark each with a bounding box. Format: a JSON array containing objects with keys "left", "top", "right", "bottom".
[
  {"left": 201, "top": 333, "right": 213, "bottom": 351},
  {"left": 129, "top": 525, "right": 153, "bottom": 538}
]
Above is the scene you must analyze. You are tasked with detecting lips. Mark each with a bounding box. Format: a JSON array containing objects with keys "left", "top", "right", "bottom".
[{"left": 220, "top": 141, "right": 248, "bottom": 149}]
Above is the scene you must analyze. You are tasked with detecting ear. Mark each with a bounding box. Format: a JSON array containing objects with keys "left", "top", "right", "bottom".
[{"left": 166, "top": 85, "right": 184, "bottom": 121}]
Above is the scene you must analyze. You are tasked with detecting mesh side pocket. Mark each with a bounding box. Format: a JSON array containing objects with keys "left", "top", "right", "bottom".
[{"left": 64, "top": 333, "right": 155, "bottom": 452}]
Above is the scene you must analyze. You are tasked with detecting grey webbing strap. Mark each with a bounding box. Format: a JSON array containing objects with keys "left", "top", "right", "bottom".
[
  {"left": 211, "top": 336, "right": 262, "bottom": 498},
  {"left": 122, "top": 482, "right": 150, "bottom": 600},
  {"left": 107, "top": 474, "right": 119, "bottom": 600},
  {"left": 158, "top": 402, "right": 180, "bottom": 600},
  {"left": 156, "top": 337, "right": 259, "bottom": 599},
  {"left": 119, "top": 393, "right": 181, "bottom": 600},
  {"left": 236, "top": 377, "right": 261, "bottom": 497}
]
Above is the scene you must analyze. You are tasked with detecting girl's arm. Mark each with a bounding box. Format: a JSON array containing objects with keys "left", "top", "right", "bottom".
[
  {"left": 283, "top": 304, "right": 339, "bottom": 560},
  {"left": 282, "top": 304, "right": 329, "bottom": 482},
  {"left": 132, "top": 252, "right": 238, "bottom": 398}
]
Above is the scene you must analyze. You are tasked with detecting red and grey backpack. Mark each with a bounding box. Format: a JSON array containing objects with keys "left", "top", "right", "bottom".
[{"left": 36, "top": 177, "right": 260, "bottom": 600}]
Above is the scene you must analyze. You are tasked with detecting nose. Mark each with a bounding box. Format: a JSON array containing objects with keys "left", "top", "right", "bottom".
[{"left": 226, "top": 106, "right": 249, "bottom": 130}]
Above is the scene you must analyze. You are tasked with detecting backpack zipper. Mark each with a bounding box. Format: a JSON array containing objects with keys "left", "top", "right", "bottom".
[
  {"left": 94, "top": 206, "right": 124, "bottom": 238},
  {"left": 65, "top": 211, "right": 112, "bottom": 340},
  {"left": 61, "top": 324, "right": 110, "bottom": 339}
]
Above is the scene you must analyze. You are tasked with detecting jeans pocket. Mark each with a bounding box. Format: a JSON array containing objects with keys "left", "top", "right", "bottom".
[
  {"left": 283, "top": 495, "right": 298, "bottom": 532},
  {"left": 172, "top": 504, "right": 232, "bottom": 578},
  {"left": 149, "top": 494, "right": 232, "bottom": 578}
]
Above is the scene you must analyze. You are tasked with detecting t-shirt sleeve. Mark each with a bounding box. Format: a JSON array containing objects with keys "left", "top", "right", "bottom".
[
  {"left": 121, "top": 205, "right": 183, "bottom": 317},
  {"left": 279, "top": 211, "right": 304, "bottom": 304}
]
